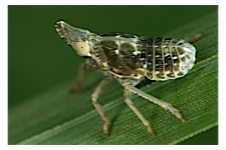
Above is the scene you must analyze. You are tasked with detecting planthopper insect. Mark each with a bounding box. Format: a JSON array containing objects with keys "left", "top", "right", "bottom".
[{"left": 55, "top": 21, "right": 204, "bottom": 137}]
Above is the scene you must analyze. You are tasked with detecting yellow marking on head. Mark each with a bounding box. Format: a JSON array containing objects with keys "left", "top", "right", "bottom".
[{"left": 74, "top": 42, "right": 90, "bottom": 56}]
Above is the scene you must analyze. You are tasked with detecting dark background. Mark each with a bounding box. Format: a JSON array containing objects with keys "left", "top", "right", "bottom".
[{"left": 8, "top": 5, "right": 218, "bottom": 144}]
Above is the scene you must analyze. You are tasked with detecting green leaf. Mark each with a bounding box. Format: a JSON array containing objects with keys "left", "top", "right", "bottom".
[{"left": 8, "top": 11, "right": 218, "bottom": 145}]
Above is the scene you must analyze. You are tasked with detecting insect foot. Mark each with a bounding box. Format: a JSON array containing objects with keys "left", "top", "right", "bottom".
[{"left": 158, "top": 100, "right": 185, "bottom": 122}]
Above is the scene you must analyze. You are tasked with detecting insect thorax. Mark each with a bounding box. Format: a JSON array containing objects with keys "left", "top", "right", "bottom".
[{"left": 87, "top": 32, "right": 196, "bottom": 82}]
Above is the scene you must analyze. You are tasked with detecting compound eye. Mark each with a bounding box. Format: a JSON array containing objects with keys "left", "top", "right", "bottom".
[{"left": 74, "top": 42, "right": 90, "bottom": 56}]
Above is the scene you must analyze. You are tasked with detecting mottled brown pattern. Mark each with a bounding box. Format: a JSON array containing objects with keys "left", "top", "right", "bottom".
[
  {"left": 100, "top": 41, "right": 118, "bottom": 50},
  {"left": 120, "top": 43, "right": 142, "bottom": 70},
  {"left": 97, "top": 41, "right": 133, "bottom": 76}
]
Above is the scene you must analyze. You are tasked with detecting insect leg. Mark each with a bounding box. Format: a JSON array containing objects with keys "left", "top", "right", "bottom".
[
  {"left": 122, "top": 83, "right": 185, "bottom": 122},
  {"left": 184, "top": 33, "right": 205, "bottom": 43},
  {"left": 91, "top": 77, "right": 113, "bottom": 136},
  {"left": 70, "top": 63, "right": 85, "bottom": 92},
  {"left": 124, "top": 89, "right": 155, "bottom": 137}
]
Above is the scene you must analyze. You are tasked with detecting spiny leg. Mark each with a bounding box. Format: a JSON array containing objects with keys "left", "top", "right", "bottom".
[
  {"left": 70, "top": 63, "right": 85, "bottom": 92},
  {"left": 124, "top": 89, "right": 155, "bottom": 137},
  {"left": 184, "top": 33, "right": 205, "bottom": 43},
  {"left": 91, "top": 77, "right": 113, "bottom": 136},
  {"left": 122, "top": 82, "right": 185, "bottom": 122}
]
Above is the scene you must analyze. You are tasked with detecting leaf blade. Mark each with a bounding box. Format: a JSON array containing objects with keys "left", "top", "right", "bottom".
[{"left": 9, "top": 11, "right": 218, "bottom": 145}]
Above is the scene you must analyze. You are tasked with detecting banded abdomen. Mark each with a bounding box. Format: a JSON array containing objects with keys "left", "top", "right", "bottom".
[{"left": 139, "top": 37, "right": 196, "bottom": 81}]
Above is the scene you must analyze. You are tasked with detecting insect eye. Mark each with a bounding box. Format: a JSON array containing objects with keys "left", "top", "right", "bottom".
[
  {"left": 74, "top": 42, "right": 90, "bottom": 56},
  {"left": 131, "top": 69, "right": 145, "bottom": 79},
  {"left": 131, "top": 73, "right": 140, "bottom": 79}
]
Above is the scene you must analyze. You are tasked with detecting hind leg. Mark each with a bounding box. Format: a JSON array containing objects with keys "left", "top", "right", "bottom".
[
  {"left": 185, "top": 33, "right": 205, "bottom": 43},
  {"left": 122, "top": 82, "right": 185, "bottom": 122}
]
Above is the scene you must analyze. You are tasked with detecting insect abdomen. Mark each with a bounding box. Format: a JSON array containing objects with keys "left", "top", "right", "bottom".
[{"left": 140, "top": 37, "right": 196, "bottom": 81}]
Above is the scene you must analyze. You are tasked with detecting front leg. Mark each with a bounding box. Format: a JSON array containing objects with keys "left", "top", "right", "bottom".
[
  {"left": 70, "top": 60, "right": 99, "bottom": 92},
  {"left": 91, "top": 77, "right": 113, "bottom": 136},
  {"left": 70, "top": 63, "right": 85, "bottom": 92}
]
